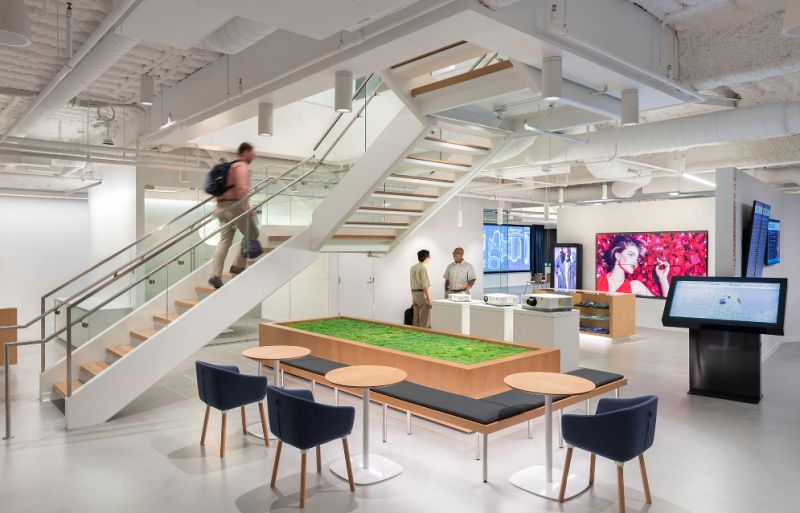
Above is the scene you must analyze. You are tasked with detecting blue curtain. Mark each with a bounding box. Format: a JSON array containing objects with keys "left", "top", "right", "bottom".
[{"left": 531, "top": 225, "right": 545, "bottom": 275}]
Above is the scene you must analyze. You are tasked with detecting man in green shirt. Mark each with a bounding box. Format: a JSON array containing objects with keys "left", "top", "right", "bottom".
[{"left": 410, "top": 249, "right": 432, "bottom": 328}]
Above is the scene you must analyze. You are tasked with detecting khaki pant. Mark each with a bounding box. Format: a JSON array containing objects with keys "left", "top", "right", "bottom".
[
  {"left": 412, "top": 291, "right": 431, "bottom": 328},
  {"left": 211, "top": 201, "right": 260, "bottom": 278}
]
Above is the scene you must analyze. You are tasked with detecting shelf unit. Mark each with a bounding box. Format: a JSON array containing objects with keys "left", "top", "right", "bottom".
[{"left": 540, "top": 289, "right": 636, "bottom": 339}]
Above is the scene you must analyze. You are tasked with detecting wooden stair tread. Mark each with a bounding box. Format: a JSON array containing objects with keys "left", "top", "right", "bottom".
[
  {"left": 423, "top": 136, "right": 489, "bottom": 151},
  {"left": 80, "top": 362, "right": 109, "bottom": 377},
  {"left": 358, "top": 206, "right": 424, "bottom": 214},
  {"left": 388, "top": 173, "right": 454, "bottom": 184},
  {"left": 53, "top": 381, "right": 83, "bottom": 398},
  {"left": 153, "top": 312, "right": 179, "bottom": 324},
  {"left": 343, "top": 222, "right": 409, "bottom": 227},
  {"left": 373, "top": 190, "right": 438, "bottom": 199},
  {"left": 406, "top": 155, "right": 471, "bottom": 168},
  {"left": 411, "top": 59, "right": 513, "bottom": 97},
  {"left": 131, "top": 328, "right": 158, "bottom": 341},
  {"left": 106, "top": 344, "right": 134, "bottom": 358},
  {"left": 195, "top": 285, "right": 216, "bottom": 294},
  {"left": 330, "top": 234, "right": 396, "bottom": 241},
  {"left": 175, "top": 299, "right": 199, "bottom": 308}
]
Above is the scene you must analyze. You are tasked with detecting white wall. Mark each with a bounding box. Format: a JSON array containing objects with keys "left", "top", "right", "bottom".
[
  {"left": 261, "top": 254, "right": 330, "bottom": 321},
  {"left": 334, "top": 197, "right": 487, "bottom": 324},
  {"left": 556, "top": 197, "right": 717, "bottom": 329},
  {"left": 0, "top": 196, "right": 90, "bottom": 338},
  {"left": 715, "top": 168, "right": 800, "bottom": 356},
  {"left": 88, "top": 165, "right": 141, "bottom": 262}
]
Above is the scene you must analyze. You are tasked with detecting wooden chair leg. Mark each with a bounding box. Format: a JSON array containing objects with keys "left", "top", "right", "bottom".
[
  {"left": 200, "top": 406, "right": 210, "bottom": 446},
  {"left": 342, "top": 438, "right": 355, "bottom": 492},
  {"left": 300, "top": 451, "right": 308, "bottom": 508},
  {"left": 617, "top": 463, "right": 625, "bottom": 513},
  {"left": 241, "top": 406, "right": 247, "bottom": 434},
  {"left": 558, "top": 447, "right": 573, "bottom": 502},
  {"left": 316, "top": 445, "right": 322, "bottom": 473},
  {"left": 220, "top": 412, "right": 228, "bottom": 458},
  {"left": 589, "top": 453, "right": 596, "bottom": 485},
  {"left": 270, "top": 440, "right": 283, "bottom": 487},
  {"left": 258, "top": 403, "right": 269, "bottom": 447},
  {"left": 639, "top": 454, "right": 652, "bottom": 504}
]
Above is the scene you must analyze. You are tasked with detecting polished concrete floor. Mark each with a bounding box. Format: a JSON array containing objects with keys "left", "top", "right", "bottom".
[{"left": 2, "top": 328, "right": 799, "bottom": 513}]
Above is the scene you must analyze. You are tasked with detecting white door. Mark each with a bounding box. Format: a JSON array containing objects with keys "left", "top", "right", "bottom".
[{"left": 336, "top": 254, "right": 375, "bottom": 319}]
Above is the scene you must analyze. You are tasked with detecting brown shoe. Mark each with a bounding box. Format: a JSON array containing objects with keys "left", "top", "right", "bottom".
[
  {"left": 229, "top": 265, "right": 246, "bottom": 275},
  {"left": 208, "top": 276, "right": 224, "bottom": 289}
]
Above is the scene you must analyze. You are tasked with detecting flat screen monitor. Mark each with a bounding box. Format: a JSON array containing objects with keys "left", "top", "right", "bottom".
[
  {"left": 662, "top": 277, "right": 787, "bottom": 335},
  {"left": 483, "top": 224, "right": 531, "bottom": 273},
  {"left": 551, "top": 243, "right": 582, "bottom": 289},
  {"left": 595, "top": 231, "right": 709, "bottom": 297},
  {"left": 744, "top": 201, "right": 771, "bottom": 277},
  {"left": 766, "top": 219, "right": 781, "bottom": 266}
]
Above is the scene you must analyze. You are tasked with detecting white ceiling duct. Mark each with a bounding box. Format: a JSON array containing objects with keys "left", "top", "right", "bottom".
[
  {"left": 489, "top": 136, "right": 535, "bottom": 163},
  {"left": 611, "top": 176, "right": 653, "bottom": 198},
  {"left": 584, "top": 159, "right": 647, "bottom": 180},
  {"left": 14, "top": 31, "right": 139, "bottom": 135},
  {"left": 203, "top": 17, "right": 275, "bottom": 54},
  {"left": 750, "top": 167, "right": 800, "bottom": 187},
  {"left": 525, "top": 102, "right": 800, "bottom": 167}
]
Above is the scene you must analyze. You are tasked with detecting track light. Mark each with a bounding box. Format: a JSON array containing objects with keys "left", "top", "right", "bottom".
[
  {"left": 161, "top": 112, "right": 175, "bottom": 129},
  {"left": 542, "top": 56, "right": 562, "bottom": 102},
  {"left": 783, "top": 0, "right": 800, "bottom": 37},
  {"left": 0, "top": 0, "right": 31, "bottom": 46},
  {"left": 558, "top": 187, "right": 564, "bottom": 203},
  {"left": 258, "top": 102, "right": 273, "bottom": 137},
  {"left": 140, "top": 75, "right": 154, "bottom": 106},
  {"left": 621, "top": 88, "right": 639, "bottom": 126},
  {"left": 602, "top": 183, "right": 608, "bottom": 200},
  {"left": 334, "top": 70, "right": 353, "bottom": 113}
]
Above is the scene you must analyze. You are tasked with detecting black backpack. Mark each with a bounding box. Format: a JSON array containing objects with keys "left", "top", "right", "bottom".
[
  {"left": 403, "top": 307, "right": 414, "bottom": 326},
  {"left": 204, "top": 159, "right": 240, "bottom": 196}
]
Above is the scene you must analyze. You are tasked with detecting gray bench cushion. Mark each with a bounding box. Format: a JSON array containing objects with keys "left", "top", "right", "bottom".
[
  {"left": 567, "top": 368, "right": 624, "bottom": 388},
  {"left": 283, "top": 355, "right": 346, "bottom": 376},
  {"left": 481, "top": 390, "right": 546, "bottom": 412},
  {"left": 377, "top": 381, "right": 516, "bottom": 425}
]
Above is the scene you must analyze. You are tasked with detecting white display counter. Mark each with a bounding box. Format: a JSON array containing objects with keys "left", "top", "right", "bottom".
[
  {"left": 513, "top": 308, "right": 580, "bottom": 372},
  {"left": 431, "top": 299, "right": 477, "bottom": 335},
  {"left": 469, "top": 302, "right": 515, "bottom": 341}
]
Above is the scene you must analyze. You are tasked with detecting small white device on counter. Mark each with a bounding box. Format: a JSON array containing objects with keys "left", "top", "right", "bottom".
[
  {"left": 448, "top": 293, "right": 472, "bottom": 302},
  {"left": 483, "top": 293, "right": 518, "bottom": 307},
  {"left": 522, "top": 293, "right": 573, "bottom": 312}
]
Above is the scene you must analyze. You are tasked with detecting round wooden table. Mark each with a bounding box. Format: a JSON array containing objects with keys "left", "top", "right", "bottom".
[
  {"left": 504, "top": 372, "right": 595, "bottom": 501},
  {"left": 325, "top": 365, "right": 407, "bottom": 485},
  {"left": 241, "top": 345, "right": 310, "bottom": 440}
]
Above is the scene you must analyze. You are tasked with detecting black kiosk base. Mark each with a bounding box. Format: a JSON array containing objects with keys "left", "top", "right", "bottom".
[{"left": 689, "top": 329, "right": 762, "bottom": 404}]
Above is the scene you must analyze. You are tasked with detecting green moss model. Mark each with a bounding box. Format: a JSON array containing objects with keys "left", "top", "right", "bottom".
[{"left": 286, "top": 318, "right": 531, "bottom": 365}]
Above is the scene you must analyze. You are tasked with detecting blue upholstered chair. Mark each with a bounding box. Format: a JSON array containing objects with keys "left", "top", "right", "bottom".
[
  {"left": 559, "top": 395, "right": 658, "bottom": 513},
  {"left": 266, "top": 385, "right": 356, "bottom": 507},
  {"left": 195, "top": 361, "right": 269, "bottom": 457}
]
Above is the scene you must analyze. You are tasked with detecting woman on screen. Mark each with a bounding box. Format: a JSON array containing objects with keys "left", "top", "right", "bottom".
[{"left": 597, "top": 235, "right": 670, "bottom": 296}]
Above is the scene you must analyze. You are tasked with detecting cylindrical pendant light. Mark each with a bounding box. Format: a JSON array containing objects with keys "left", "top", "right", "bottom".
[
  {"left": 783, "top": 0, "right": 800, "bottom": 37},
  {"left": 140, "top": 75, "right": 154, "bottom": 106},
  {"left": 602, "top": 183, "right": 608, "bottom": 200},
  {"left": 621, "top": 88, "right": 639, "bottom": 126},
  {"left": 543, "top": 203, "right": 550, "bottom": 223},
  {"left": 334, "top": 70, "right": 353, "bottom": 113},
  {"left": 542, "top": 56, "right": 562, "bottom": 102},
  {"left": 456, "top": 209, "right": 463, "bottom": 228},
  {"left": 258, "top": 102, "right": 273, "bottom": 137},
  {"left": 496, "top": 203, "right": 503, "bottom": 225},
  {"left": 0, "top": 0, "right": 31, "bottom": 46},
  {"left": 558, "top": 187, "right": 564, "bottom": 203}
]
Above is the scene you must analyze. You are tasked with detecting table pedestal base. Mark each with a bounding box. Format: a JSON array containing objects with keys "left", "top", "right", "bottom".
[
  {"left": 245, "top": 424, "right": 276, "bottom": 441},
  {"left": 330, "top": 454, "right": 403, "bottom": 485},
  {"left": 509, "top": 465, "right": 590, "bottom": 501}
]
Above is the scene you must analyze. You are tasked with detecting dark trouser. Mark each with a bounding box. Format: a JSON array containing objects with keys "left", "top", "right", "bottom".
[{"left": 411, "top": 291, "right": 430, "bottom": 328}]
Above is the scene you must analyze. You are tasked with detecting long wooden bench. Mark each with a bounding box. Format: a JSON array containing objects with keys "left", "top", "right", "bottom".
[{"left": 276, "top": 356, "right": 627, "bottom": 482}]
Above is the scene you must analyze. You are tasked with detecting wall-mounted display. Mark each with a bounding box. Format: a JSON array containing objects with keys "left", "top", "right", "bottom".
[
  {"left": 595, "top": 231, "right": 708, "bottom": 297},
  {"left": 483, "top": 224, "right": 531, "bottom": 273},
  {"left": 551, "top": 243, "right": 582, "bottom": 289},
  {"left": 662, "top": 276, "right": 787, "bottom": 335},
  {"left": 766, "top": 219, "right": 781, "bottom": 266},
  {"left": 744, "top": 201, "right": 771, "bottom": 277}
]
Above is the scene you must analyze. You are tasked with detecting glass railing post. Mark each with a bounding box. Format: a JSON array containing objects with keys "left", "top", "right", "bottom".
[
  {"left": 66, "top": 307, "right": 73, "bottom": 397},
  {"left": 40, "top": 296, "right": 46, "bottom": 373}
]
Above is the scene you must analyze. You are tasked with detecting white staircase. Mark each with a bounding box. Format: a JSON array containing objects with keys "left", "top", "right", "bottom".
[{"left": 39, "top": 48, "right": 513, "bottom": 429}]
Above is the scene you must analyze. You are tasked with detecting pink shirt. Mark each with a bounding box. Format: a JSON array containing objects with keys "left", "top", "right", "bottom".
[{"left": 218, "top": 160, "right": 250, "bottom": 202}]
